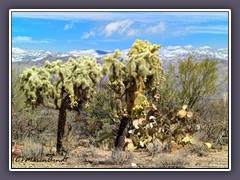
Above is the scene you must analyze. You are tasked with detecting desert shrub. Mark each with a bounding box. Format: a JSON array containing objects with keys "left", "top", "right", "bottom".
[
  {"left": 200, "top": 119, "right": 228, "bottom": 146},
  {"left": 154, "top": 152, "right": 189, "bottom": 168},
  {"left": 12, "top": 107, "right": 57, "bottom": 141},
  {"left": 156, "top": 156, "right": 188, "bottom": 168},
  {"left": 21, "top": 138, "right": 44, "bottom": 157},
  {"left": 146, "top": 139, "right": 164, "bottom": 156},
  {"left": 193, "top": 96, "right": 228, "bottom": 146},
  {"left": 87, "top": 145, "right": 98, "bottom": 158},
  {"left": 96, "top": 123, "right": 118, "bottom": 150},
  {"left": 80, "top": 86, "right": 119, "bottom": 149},
  {"left": 79, "top": 145, "right": 99, "bottom": 162},
  {"left": 188, "top": 143, "right": 209, "bottom": 157},
  {"left": 111, "top": 148, "right": 133, "bottom": 165}
]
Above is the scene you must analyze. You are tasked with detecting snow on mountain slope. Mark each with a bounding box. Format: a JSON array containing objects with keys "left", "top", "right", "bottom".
[
  {"left": 12, "top": 48, "right": 56, "bottom": 62},
  {"left": 66, "top": 49, "right": 109, "bottom": 58},
  {"left": 159, "top": 46, "right": 228, "bottom": 63},
  {"left": 12, "top": 46, "right": 228, "bottom": 62}
]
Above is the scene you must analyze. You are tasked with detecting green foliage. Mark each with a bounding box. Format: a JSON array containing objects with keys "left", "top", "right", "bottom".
[
  {"left": 158, "top": 57, "right": 219, "bottom": 109},
  {"left": 69, "top": 85, "right": 119, "bottom": 148},
  {"left": 96, "top": 123, "right": 118, "bottom": 150},
  {"left": 20, "top": 57, "right": 102, "bottom": 109},
  {"left": 12, "top": 67, "right": 27, "bottom": 114}
]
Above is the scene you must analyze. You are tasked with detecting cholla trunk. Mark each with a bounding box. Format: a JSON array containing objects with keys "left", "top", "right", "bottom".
[
  {"left": 116, "top": 98, "right": 123, "bottom": 118},
  {"left": 115, "top": 84, "right": 136, "bottom": 149},
  {"left": 56, "top": 96, "right": 69, "bottom": 154},
  {"left": 114, "top": 116, "right": 130, "bottom": 149}
]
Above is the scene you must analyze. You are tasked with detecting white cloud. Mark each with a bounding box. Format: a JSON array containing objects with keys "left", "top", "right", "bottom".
[
  {"left": 13, "top": 36, "right": 32, "bottom": 42},
  {"left": 81, "top": 31, "right": 96, "bottom": 39},
  {"left": 104, "top": 19, "right": 134, "bottom": 36},
  {"left": 127, "top": 29, "right": 139, "bottom": 37},
  {"left": 12, "top": 36, "right": 50, "bottom": 43},
  {"left": 172, "top": 25, "right": 228, "bottom": 36},
  {"left": 147, "top": 22, "right": 166, "bottom": 34},
  {"left": 12, "top": 12, "right": 228, "bottom": 25},
  {"left": 64, "top": 22, "right": 74, "bottom": 30}
]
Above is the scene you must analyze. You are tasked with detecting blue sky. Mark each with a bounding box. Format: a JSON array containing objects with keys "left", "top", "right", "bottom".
[{"left": 11, "top": 11, "right": 229, "bottom": 52}]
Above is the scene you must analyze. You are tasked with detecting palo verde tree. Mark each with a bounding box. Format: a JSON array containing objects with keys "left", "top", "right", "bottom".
[
  {"left": 102, "top": 40, "right": 164, "bottom": 149},
  {"left": 20, "top": 57, "right": 102, "bottom": 154},
  {"left": 165, "top": 57, "right": 219, "bottom": 109}
]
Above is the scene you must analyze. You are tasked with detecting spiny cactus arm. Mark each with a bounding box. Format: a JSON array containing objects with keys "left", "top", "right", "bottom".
[
  {"left": 102, "top": 50, "right": 126, "bottom": 96},
  {"left": 37, "top": 93, "right": 59, "bottom": 110},
  {"left": 59, "top": 56, "right": 102, "bottom": 108},
  {"left": 20, "top": 57, "right": 102, "bottom": 110},
  {"left": 127, "top": 40, "right": 164, "bottom": 100},
  {"left": 20, "top": 65, "right": 55, "bottom": 108}
]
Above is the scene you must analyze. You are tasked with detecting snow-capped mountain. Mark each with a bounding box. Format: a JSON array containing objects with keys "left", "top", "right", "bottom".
[
  {"left": 12, "top": 48, "right": 57, "bottom": 62},
  {"left": 12, "top": 48, "right": 110, "bottom": 62},
  {"left": 12, "top": 46, "right": 228, "bottom": 62},
  {"left": 159, "top": 46, "right": 228, "bottom": 63},
  {"left": 66, "top": 49, "right": 109, "bottom": 58}
]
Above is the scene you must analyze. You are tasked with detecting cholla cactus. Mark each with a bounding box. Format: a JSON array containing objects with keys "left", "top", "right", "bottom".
[
  {"left": 20, "top": 57, "right": 102, "bottom": 154},
  {"left": 102, "top": 40, "right": 164, "bottom": 149}
]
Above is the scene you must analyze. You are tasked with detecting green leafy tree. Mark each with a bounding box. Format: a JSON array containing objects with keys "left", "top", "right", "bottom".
[
  {"left": 160, "top": 57, "right": 219, "bottom": 109},
  {"left": 102, "top": 40, "right": 164, "bottom": 149},
  {"left": 12, "top": 67, "right": 26, "bottom": 117},
  {"left": 20, "top": 57, "right": 102, "bottom": 154}
]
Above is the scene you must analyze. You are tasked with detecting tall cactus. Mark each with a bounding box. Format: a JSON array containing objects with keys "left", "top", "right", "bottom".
[
  {"left": 20, "top": 57, "right": 102, "bottom": 154},
  {"left": 102, "top": 40, "right": 164, "bottom": 149}
]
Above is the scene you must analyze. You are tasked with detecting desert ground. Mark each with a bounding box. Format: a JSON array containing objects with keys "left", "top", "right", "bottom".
[{"left": 11, "top": 145, "right": 228, "bottom": 169}]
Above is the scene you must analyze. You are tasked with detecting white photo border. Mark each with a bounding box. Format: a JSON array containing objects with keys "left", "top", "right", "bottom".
[{"left": 9, "top": 9, "right": 231, "bottom": 171}]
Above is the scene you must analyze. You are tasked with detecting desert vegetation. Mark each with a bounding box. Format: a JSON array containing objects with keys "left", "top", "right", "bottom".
[{"left": 11, "top": 40, "right": 229, "bottom": 169}]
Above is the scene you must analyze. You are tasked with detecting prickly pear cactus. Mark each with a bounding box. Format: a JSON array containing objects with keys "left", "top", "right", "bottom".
[{"left": 128, "top": 105, "right": 201, "bottom": 152}]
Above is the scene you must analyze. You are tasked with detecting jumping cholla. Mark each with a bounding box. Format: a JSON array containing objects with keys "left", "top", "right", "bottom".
[
  {"left": 20, "top": 56, "right": 102, "bottom": 154},
  {"left": 102, "top": 40, "right": 165, "bottom": 149}
]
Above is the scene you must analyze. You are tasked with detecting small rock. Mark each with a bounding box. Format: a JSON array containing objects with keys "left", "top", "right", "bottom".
[{"left": 131, "top": 163, "right": 138, "bottom": 168}]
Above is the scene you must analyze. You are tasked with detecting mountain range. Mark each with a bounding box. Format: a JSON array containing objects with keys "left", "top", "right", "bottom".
[{"left": 12, "top": 46, "right": 228, "bottom": 63}]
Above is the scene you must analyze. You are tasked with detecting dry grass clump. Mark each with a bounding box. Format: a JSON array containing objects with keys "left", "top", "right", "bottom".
[
  {"left": 21, "top": 138, "right": 44, "bottom": 157},
  {"left": 188, "top": 143, "right": 209, "bottom": 157},
  {"left": 110, "top": 148, "right": 133, "bottom": 165},
  {"left": 154, "top": 151, "right": 189, "bottom": 168}
]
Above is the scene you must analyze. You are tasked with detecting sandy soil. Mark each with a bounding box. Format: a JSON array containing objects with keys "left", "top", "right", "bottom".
[{"left": 11, "top": 145, "right": 229, "bottom": 170}]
